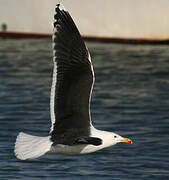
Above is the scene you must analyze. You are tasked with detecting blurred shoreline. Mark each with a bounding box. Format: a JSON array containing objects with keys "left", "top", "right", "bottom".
[
  {"left": 1, "top": 0, "right": 169, "bottom": 42},
  {"left": 1, "top": 31, "right": 169, "bottom": 45}
]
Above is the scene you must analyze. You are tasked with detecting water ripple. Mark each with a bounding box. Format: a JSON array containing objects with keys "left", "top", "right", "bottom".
[{"left": 0, "top": 39, "right": 169, "bottom": 179}]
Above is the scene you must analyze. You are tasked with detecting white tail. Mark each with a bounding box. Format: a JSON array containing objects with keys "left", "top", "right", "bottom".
[{"left": 14, "top": 132, "right": 53, "bottom": 160}]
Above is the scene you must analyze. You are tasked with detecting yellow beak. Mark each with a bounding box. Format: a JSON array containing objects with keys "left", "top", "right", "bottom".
[{"left": 121, "top": 138, "right": 132, "bottom": 144}]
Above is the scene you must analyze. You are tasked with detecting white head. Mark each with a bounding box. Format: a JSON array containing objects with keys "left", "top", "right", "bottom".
[
  {"left": 111, "top": 132, "right": 132, "bottom": 145},
  {"left": 98, "top": 131, "right": 132, "bottom": 148},
  {"left": 90, "top": 127, "right": 132, "bottom": 149}
]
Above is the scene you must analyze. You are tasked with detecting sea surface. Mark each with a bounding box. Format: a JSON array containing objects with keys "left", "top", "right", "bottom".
[{"left": 0, "top": 39, "right": 169, "bottom": 180}]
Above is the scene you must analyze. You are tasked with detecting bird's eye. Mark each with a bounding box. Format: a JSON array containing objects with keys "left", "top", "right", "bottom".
[{"left": 114, "top": 136, "right": 117, "bottom": 138}]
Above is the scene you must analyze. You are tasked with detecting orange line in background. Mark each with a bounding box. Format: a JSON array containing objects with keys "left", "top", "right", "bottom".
[{"left": 1, "top": 31, "right": 169, "bottom": 45}]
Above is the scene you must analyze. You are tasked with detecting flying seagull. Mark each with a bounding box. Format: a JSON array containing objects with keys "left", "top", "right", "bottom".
[{"left": 14, "top": 3, "right": 132, "bottom": 160}]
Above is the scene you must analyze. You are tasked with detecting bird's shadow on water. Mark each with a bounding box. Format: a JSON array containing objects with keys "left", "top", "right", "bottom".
[
  {"left": 9, "top": 148, "right": 130, "bottom": 177},
  {"left": 10, "top": 154, "right": 101, "bottom": 178}
]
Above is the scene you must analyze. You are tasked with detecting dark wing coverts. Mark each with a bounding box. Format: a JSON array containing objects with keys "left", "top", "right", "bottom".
[{"left": 50, "top": 5, "right": 94, "bottom": 145}]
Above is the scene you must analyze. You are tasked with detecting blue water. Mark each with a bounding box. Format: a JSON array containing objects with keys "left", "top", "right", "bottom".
[{"left": 0, "top": 39, "right": 169, "bottom": 180}]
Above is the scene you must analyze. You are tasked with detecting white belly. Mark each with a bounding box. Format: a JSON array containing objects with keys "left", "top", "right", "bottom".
[{"left": 48, "top": 144, "right": 104, "bottom": 155}]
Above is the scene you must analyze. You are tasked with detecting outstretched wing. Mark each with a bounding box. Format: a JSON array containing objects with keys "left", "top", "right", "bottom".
[{"left": 50, "top": 4, "right": 95, "bottom": 145}]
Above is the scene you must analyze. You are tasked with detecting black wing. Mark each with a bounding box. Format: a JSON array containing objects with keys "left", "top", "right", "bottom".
[{"left": 50, "top": 4, "right": 94, "bottom": 145}]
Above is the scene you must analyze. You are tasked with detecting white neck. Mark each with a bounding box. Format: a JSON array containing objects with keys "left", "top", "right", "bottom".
[{"left": 90, "top": 126, "right": 120, "bottom": 148}]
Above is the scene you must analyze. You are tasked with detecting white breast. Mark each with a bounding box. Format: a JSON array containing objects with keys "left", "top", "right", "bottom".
[{"left": 49, "top": 143, "right": 105, "bottom": 155}]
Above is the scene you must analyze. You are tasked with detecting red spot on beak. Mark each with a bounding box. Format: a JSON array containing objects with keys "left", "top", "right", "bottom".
[{"left": 121, "top": 138, "right": 132, "bottom": 144}]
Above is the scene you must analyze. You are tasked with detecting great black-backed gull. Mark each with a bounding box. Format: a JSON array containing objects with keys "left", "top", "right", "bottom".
[{"left": 14, "top": 3, "right": 132, "bottom": 160}]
